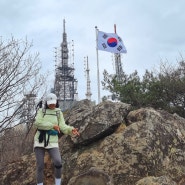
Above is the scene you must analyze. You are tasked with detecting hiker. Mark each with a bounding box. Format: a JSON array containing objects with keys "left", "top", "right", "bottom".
[{"left": 33, "top": 93, "right": 80, "bottom": 185}]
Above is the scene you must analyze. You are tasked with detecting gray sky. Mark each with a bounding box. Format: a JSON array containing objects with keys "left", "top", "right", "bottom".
[{"left": 1, "top": 0, "right": 185, "bottom": 102}]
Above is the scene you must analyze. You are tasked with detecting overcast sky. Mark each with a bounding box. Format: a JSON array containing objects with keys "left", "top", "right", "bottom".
[{"left": 1, "top": 0, "right": 185, "bottom": 103}]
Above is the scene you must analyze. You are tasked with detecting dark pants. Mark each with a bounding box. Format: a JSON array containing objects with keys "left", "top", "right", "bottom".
[{"left": 34, "top": 147, "right": 62, "bottom": 183}]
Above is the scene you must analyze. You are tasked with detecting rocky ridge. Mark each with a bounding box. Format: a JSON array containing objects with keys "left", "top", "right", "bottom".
[{"left": 1, "top": 99, "right": 185, "bottom": 185}]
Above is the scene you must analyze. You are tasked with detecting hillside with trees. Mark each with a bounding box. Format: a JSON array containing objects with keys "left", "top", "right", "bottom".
[{"left": 102, "top": 57, "right": 185, "bottom": 118}]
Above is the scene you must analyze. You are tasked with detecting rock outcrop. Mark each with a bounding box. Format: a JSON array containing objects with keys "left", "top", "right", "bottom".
[{"left": 1, "top": 100, "right": 185, "bottom": 185}]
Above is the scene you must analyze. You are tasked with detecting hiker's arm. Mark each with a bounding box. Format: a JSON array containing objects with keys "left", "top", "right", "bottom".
[
  {"left": 34, "top": 109, "right": 53, "bottom": 130},
  {"left": 58, "top": 112, "right": 74, "bottom": 135}
]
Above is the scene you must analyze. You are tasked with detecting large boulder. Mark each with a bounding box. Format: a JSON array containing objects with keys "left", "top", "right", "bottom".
[
  {"left": 1, "top": 100, "right": 185, "bottom": 185},
  {"left": 61, "top": 106, "right": 185, "bottom": 185},
  {"left": 64, "top": 100, "right": 131, "bottom": 146}
]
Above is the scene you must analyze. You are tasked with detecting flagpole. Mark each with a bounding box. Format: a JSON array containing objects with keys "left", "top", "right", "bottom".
[{"left": 95, "top": 26, "right": 101, "bottom": 104}]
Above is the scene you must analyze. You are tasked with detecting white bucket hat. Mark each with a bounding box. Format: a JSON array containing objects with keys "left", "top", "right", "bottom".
[{"left": 46, "top": 93, "right": 57, "bottom": 105}]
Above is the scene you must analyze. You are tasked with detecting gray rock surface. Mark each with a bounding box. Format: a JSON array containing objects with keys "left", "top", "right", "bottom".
[{"left": 1, "top": 100, "right": 185, "bottom": 185}]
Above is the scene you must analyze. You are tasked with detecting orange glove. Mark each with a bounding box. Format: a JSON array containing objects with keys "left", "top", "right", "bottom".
[
  {"left": 72, "top": 128, "right": 80, "bottom": 136},
  {"left": 53, "top": 125, "right": 60, "bottom": 133}
]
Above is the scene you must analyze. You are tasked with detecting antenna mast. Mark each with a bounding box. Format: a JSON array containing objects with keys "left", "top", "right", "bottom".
[
  {"left": 84, "top": 56, "right": 92, "bottom": 100},
  {"left": 114, "top": 24, "right": 124, "bottom": 82}
]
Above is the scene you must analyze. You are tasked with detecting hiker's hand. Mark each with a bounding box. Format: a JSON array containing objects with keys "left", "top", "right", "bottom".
[
  {"left": 72, "top": 128, "right": 80, "bottom": 136},
  {"left": 53, "top": 125, "right": 60, "bottom": 133}
]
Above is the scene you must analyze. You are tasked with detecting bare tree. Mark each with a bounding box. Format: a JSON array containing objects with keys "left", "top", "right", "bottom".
[{"left": 0, "top": 37, "right": 46, "bottom": 134}]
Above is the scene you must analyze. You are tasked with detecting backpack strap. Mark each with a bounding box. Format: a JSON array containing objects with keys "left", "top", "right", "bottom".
[
  {"left": 42, "top": 109, "right": 60, "bottom": 118},
  {"left": 42, "top": 108, "right": 46, "bottom": 117},
  {"left": 56, "top": 111, "right": 60, "bottom": 126}
]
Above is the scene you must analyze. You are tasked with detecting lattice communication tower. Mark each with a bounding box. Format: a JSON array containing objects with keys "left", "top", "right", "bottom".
[
  {"left": 54, "top": 19, "right": 78, "bottom": 111},
  {"left": 21, "top": 93, "right": 37, "bottom": 131}
]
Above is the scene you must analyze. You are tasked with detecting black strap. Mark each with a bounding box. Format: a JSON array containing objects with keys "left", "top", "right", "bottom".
[
  {"left": 38, "top": 130, "right": 50, "bottom": 147},
  {"left": 46, "top": 134, "right": 50, "bottom": 147}
]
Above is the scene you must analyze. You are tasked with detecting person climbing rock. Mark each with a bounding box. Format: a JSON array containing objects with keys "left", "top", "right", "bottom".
[{"left": 33, "top": 93, "right": 80, "bottom": 185}]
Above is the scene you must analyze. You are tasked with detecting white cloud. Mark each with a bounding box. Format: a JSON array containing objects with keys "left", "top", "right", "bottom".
[{"left": 1, "top": 0, "right": 185, "bottom": 102}]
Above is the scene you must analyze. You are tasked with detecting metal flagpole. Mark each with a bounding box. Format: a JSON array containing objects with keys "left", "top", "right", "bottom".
[{"left": 95, "top": 26, "right": 101, "bottom": 104}]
